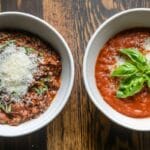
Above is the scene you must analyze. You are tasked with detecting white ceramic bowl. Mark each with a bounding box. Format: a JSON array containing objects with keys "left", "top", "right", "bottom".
[
  {"left": 83, "top": 8, "right": 150, "bottom": 131},
  {"left": 0, "top": 12, "right": 74, "bottom": 137}
]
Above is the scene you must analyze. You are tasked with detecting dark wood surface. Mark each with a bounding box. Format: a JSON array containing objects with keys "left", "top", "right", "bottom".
[{"left": 0, "top": 0, "right": 150, "bottom": 150}]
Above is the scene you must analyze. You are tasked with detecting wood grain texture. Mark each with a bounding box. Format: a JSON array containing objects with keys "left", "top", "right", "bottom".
[
  {"left": 0, "top": 0, "right": 150, "bottom": 150},
  {"left": 43, "top": 0, "right": 150, "bottom": 150}
]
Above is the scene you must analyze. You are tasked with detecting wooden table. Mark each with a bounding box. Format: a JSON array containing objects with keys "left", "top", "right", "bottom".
[{"left": 0, "top": 0, "right": 150, "bottom": 150}]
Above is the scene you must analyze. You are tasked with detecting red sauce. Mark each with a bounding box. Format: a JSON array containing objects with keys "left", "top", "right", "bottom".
[{"left": 95, "top": 28, "right": 150, "bottom": 118}]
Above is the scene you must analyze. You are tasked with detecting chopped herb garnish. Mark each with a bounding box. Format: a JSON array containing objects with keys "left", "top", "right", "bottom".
[
  {"left": 43, "top": 76, "right": 51, "bottom": 82},
  {"left": 0, "top": 40, "right": 16, "bottom": 51},
  {"left": 5, "top": 104, "right": 11, "bottom": 113},
  {"left": 6, "top": 40, "right": 16, "bottom": 45},
  {"left": 25, "top": 47, "right": 35, "bottom": 54},
  {"left": 39, "top": 52, "right": 44, "bottom": 57},
  {"left": 0, "top": 102, "right": 11, "bottom": 113},
  {"left": 33, "top": 85, "right": 48, "bottom": 95},
  {"left": 11, "top": 91, "right": 19, "bottom": 98}
]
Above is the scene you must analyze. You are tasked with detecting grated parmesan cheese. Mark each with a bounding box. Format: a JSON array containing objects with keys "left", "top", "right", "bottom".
[
  {"left": 142, "top": 37, "right": 150, "bottom": 63},
  {"left": 145, "top": 53, "right": 150, "bottom": 63},
  {"left": 115, "top": 56, "right": 126, "bottom": 66},
  {"left": 0, "top": 43, "right": 38, "bottom": 99},
  {"left": 143, "top": 37, "right": 150, "bottom": 50}
]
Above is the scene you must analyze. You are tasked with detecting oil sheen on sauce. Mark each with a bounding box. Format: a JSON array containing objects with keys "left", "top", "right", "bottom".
[{"left": 95, "top": 28, "right": 150, "bottom": 118}]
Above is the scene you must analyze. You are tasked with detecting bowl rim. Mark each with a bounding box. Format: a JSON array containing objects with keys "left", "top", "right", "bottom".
[
  {"left": 0, "top": 11, "right": 75, "bottom": 137},
  {"left": 83, "top": 8, "right": 150, "bottom": 131}
]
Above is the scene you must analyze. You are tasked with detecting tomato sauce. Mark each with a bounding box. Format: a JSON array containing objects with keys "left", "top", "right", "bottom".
[{"left": 95, "top": 28, "right": 150, "bottom": 118}]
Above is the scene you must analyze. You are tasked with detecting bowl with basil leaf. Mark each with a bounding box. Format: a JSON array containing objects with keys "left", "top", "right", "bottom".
[{"left": 84, "top": 8, "right": 150, "bottom": 131}]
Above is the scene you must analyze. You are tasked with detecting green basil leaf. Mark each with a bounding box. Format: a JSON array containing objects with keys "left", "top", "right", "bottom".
[
  {"left": 117, "top": 75, "right": 145, "bottom": 98},
  {"left": 144, "top": 73, "right": 150, "bottom": 88},
  {"left": 147, "top": 77, "right": 150, "bottom": 88},
  {"left": 111, "top": 62, "right": 138, "bottom": 77},
  {"left": 145, "top": 68, "right": 150, "bottom": 75},
  {"left": 144, "top": 68, "right": 150, "bottom": 87},
  {"left": 120, "top": 48, "right": 148, "bottom": 70}
]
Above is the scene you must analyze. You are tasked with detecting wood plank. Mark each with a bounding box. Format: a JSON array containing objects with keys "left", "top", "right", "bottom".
[
  {"left": 0, "top": 129, "right": 46, "bottom": 150},
  {"left": 43, "top": 0, "right": 150, "bottom": 150},
  {"left": 43, "top": 1, "right": 82, "bottom": 149},
  {"left": 0, "top": 1, "right": 47, "bottom": 150}
]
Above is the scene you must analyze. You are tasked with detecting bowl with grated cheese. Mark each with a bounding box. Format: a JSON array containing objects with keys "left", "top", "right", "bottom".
[{"left": 0, "top": 12, "right": 74, "bottom": 137}]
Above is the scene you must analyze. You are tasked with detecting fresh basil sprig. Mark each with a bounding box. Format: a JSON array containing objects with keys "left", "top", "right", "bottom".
[
  {"left": 111, "top": 48, "right": 150, "bottom": 98},
  {"left": 111, "top": 62, "right": 138, "bottom": 77},
  {"left": 120, "top": 48, "right": 148, "bottom": 71},
  {"left": 116, "top": 75, "right": 145, "bottom": 98}
]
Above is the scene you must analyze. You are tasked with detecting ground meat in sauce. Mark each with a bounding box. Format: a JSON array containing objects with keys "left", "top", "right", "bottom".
[
  {"left": 95, "top": 28, "right": 150, "bottom": 118},
  {"left": 0, "top": 30, "right": 62, "bottom": 125}
]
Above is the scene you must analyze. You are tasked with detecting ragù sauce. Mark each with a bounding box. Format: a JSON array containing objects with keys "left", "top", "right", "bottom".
[
  {"left": 95, "top": 28, "right": 150, "bottom": 118},
  {"left": 0, "top": 30, "right": 62, "bottom": 125}
]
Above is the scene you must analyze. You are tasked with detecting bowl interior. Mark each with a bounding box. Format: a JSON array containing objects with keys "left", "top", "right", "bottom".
[
  {"left": 84, "top": 9, "right": 150, "bottom": 131},
  {"left": 0, "top": 12, "right": 74, "bottom": 136}
]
